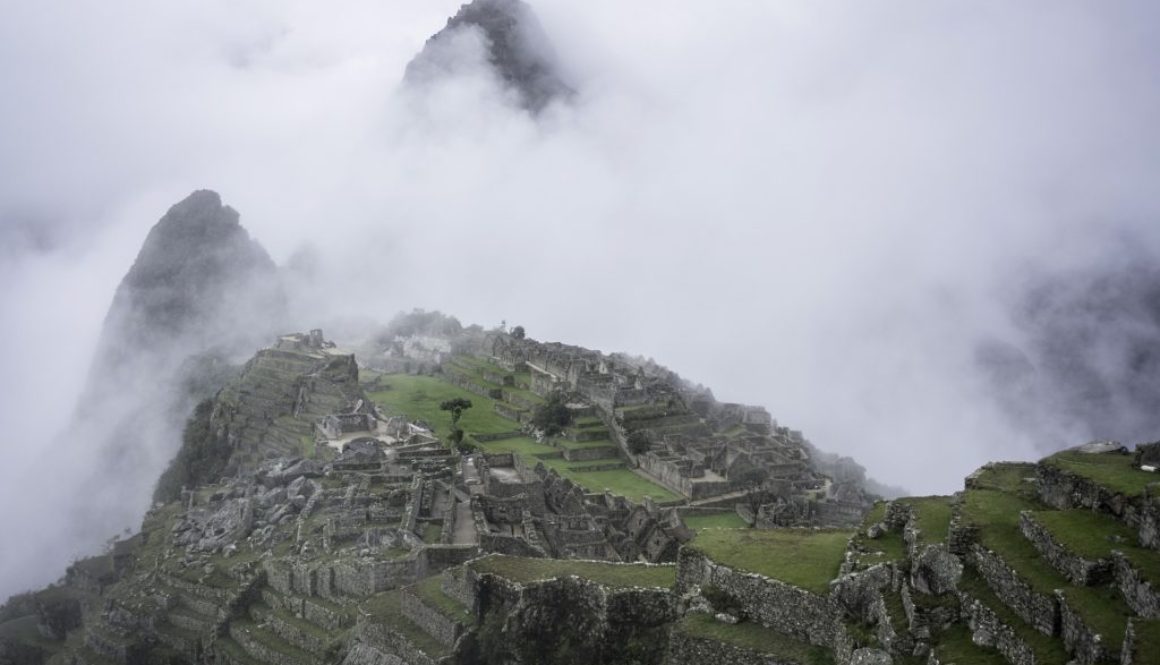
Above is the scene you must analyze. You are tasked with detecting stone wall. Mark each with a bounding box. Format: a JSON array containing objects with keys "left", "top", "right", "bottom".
[
  {"left": 665, "top": 627, "right": 789, "bottom": 665},
  {"left": 1019, "top": 512, "right": 1113, "bottom": 585},
  {"left": 831, "top": 564, "right": 894, "bottom": 624},
  {"left": 349, "top": 612, "right": 440, "bottom": 665},
  {"left": 474, "top": 430, "right": 524, "bottom": 443},
  {"left": 474, "top": 572, "right": 678, "bottom": 665},
  {"left": 970, "top": 545, "right": 1058, "bottom": 635},
  {"left": 562, "top": 445, "right": 620, "bottom": 462},
  {"left": 480, "top": 533, "right": 548, "bottom": 558},
  {"left": 1113, "top": 551, "right": 1160, "bottom": 618},
  {"left": 441, "top": 567, "right": 477, "bottom": 611},
  {"left": 419, "top": 545, "right": 482, "bottom": 578},
  {"left": 1056, "top": 589, "right": 1114, "bottom": 665},
  {"left": 329, "top": 557, "right": 419, "bottom": 598},
  {"left": 676, "top": 548, "right": 840, "bottom": 648},
  {"left": 1036, "top": 464, "right": 1160, "bottom": 550},
  {"left": 401, "top": 588, "right": 463, "bottom": 648},
  {"left": 958, "top": 588, "right": 1036, "bottom": 665}
]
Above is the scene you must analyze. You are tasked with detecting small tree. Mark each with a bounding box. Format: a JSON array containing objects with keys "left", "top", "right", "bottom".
[
  {"left": 511, "top": 325, "right": 526, "bottom": 340},
  {"left": 626, "top": 430, "right": 652, "bottom": 455},
  {"left": 439, "top": 398, "right": 473, "bottom": 426},
  {"left": 531, "top": 392, "right": 573, "bottom": 436}
]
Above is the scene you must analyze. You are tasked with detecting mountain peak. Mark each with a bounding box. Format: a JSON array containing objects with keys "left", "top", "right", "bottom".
[{"left": 405, "top": 0, "right": 572, "bottom": 113}]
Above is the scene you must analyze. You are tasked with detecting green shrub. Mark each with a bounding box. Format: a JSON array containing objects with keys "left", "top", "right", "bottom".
[{"left": 153, "top": 399, "right": 228, "bottom": 503}]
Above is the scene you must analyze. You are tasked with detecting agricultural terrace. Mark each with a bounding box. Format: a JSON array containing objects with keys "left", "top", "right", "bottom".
[{"left": 364, "top": 371, "right": 679, "bottom": 502}]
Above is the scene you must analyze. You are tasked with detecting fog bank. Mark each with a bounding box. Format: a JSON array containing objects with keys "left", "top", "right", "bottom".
[{"left": 3, "top": 0, "right": 1160, "bottom": 599}]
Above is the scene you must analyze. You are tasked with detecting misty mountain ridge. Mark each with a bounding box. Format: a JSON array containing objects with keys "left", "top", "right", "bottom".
[
  {"left": 2, "top": 190, "right": 289, "bottom": 611},
  {"left": 404, "top": 0, "right": 572, "bottom": 112},
  {"left": 91, "top": 189, "right": 284, "bottom": 377},
  {"left": 977, "top": 249, "right": 1160, "bottom": 450}
]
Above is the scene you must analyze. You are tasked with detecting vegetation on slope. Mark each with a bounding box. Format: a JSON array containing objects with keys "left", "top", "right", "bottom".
[
  {"left": 690, "top": 529, "right": 852, "bottom": 595},
  {"left": 154, "top": 399, "right": 228, "bottom": 503},
  {"left": 470, "top": 555, "right": 677, "bottom": 589}
]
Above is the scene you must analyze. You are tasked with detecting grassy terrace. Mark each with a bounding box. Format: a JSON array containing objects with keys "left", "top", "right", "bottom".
[
  {"left": 963, "top": 489, "right": 1134, "bottom": 645},
  {"left": 1061, "top": 585, "right": 1132, "bottom": 643},
  {"left": 678, "top": 613, "right": 834, "bottom": 665},
  {"left": 480, "top": 436, "right": 680, "bottom": 501},
  {"left": 470, "top": 554, "right": 677, "bottom": 589},
  {"left": 970, "top": 463, "right": 1038, "bottom": 494},
  {"left": 901, "top": 496, "right": 953, "bottom": 544},
  {"left": 411, "top": 575, "right": 470, "bottom": 621},
  {"left": 691, "top": 529, "right": 852, "bottom": 595},
  {"left": 851, "top": 502, "right": 905, "bottom": 567},
  {"left": 1043, "top": 451, "right": 1158, "bottom": 496},
  {"left": 1130, "top": 619, "right": 1160, "bottom": 662},
  {"left": 541, "top": 463, "right": 681, "bottom": 502},
  {"left": 449, "top": 356, "right": 547, "bottom": 407},
  {"left": 369, "top": 375, "right": 515, "bottom": 436},
  {"left": 932, "top": 624, "right": 1007, "bottom": 665},
  {"left": 1028, "top": 509, "right": 1136, "bottom": 558},
  {"left": 683, "top": 512, "right": 750, "bottom": 531},
  {"left": 369, "top": 372, "right": 680, "bottom": 502},
  {"left": 557, "top": 437, "right": 617, "bottom": 450},
  {"left": 361, "top": 590, "right": 449, "bottom": 658},
  {"left": 962, "top": 490, "right": 1063, "bottom": 591},
  {"left": 958, "top": 568, "right": 1069, "bottom": 664}
]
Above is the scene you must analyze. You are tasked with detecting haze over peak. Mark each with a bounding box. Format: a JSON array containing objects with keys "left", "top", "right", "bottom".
[
  {"left": 99, "top": 189, "right": 280, "bottom": 357},
  {"left": 405, "top": 0, "right": 572, "bottom": 112}
]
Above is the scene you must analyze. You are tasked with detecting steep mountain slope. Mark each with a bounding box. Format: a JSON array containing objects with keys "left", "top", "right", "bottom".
[{"left": 3, "top": 191, "right": 286, "bottom": 605}]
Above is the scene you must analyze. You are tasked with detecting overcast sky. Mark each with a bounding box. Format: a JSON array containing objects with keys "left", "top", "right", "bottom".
[{"left": 3, "top": 0, "right": 1160, "bottom": 596}]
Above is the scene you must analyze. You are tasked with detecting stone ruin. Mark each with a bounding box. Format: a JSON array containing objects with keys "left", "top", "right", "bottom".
[{"left": 477, "top": 332, "right": 871, "bottom": 523}]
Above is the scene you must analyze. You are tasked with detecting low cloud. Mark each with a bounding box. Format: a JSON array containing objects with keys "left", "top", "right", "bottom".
[{"left": 3, "top": 0, "right": 1160, "bottom": 599}]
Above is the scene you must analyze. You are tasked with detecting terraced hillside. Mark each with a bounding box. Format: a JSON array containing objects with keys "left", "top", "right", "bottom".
[
  {"left": 364, "top": 368, "right": 680, "bottom": 503},
  {"left": 7, "top": 320, "right": 1160, "bottom": 665},
  {"left": 7, "top": 417, "right": 1160, "bottom": 665}
]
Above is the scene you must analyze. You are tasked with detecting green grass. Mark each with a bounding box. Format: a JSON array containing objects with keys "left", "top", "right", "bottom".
[
  {"left": 964, "top": 491, "right": 1135, "bottom": 647},
  {"left": 851, "top": 501, "right": 904, "bottom": 567},
  {"left": 360, "top": 590, "right": 450, "bottom": 658},
  {"left": 470, "top": 555, "right": 677, "bottom": 589},
  {"left": 1131, "top": 619, "right": 1160, "bottom": 662},
  {"left": 540, "top": 462, "right": 681, "bottom": 502},
  {"left": 1031, "top": 510, "right": 1160, "bottom": 585},
  {"left": 1044, "top": 451, "right": 1157, "bottom": 497},
  {"left": 1061, "top": 585, "right": 1132, "bottom": 644},
  {"left": 474, "top": 435, "right": 680, "bottom": 502},
  {"left": 883, "top": 591, "right": 907, "bottom": 633},
  {"left": 683, "top": 512, "right": 750, "bottom": 530},
  {"left": 373, "top": 372, "right": 679, "bottom": 502},
  {"left": 932, "top": 624, "right": 1007, "bottom": 665},
  {"left": 860, "top": 501, "right": 888, "bottom": 527},
  {"left": 678, "top": 613, "right": 834, "bottom": 664},
  {"left": 421, "top": 522, "right": 443, "bottom": 544},
  {"left": 369, "top": 374, "right": 519, "bottom": 436},
  {"left": 970, "top": 463, "right": 1038, "bottom": 495},
  {"left": 557, "top": 437, "right": 617, "bottom": 450},
  {"left": 961, "top": 489, "right": 1065, "bottom": 593},
  {"left": 691, "top": 529, "right": 853, "bottom": 595},
  {"left": 902, "top": 496, "right": 954, "bottom": 544},
  {"left": 1029, "top": 510, "right": 1135, "bottom": 560},
  {"left": 412, "top": 575, "right": 470, "bottom": 621},
  {"left": 958, "top": 567, "right": 1068, "bottom": 664},
  {"left": 478, "top": 436, "right": 557, "bottom": 457}
]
